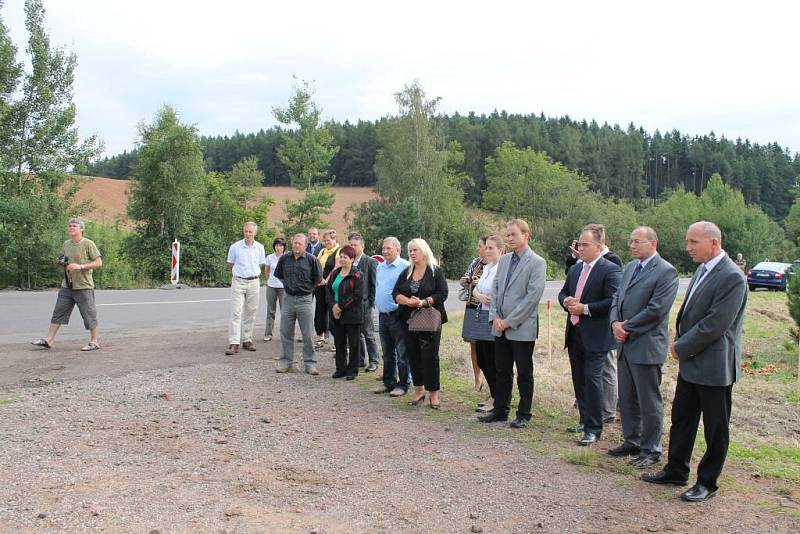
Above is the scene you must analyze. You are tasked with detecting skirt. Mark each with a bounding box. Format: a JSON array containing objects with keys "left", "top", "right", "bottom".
[{"left": 461, "top": 307, "right": 494, "bottom": 342}]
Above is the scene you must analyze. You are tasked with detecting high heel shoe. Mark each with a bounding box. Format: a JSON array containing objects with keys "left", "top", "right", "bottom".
[
  {"left": 429, "top": 400, "right": 440, "bottom": 410},
  {"left": 409, "top": 393, "right": 426, "bottom": 406}
]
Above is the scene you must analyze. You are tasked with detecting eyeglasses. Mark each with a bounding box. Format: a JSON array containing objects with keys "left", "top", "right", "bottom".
[{"left": 628, "top": 239, "right": 651, "bottom": 245}]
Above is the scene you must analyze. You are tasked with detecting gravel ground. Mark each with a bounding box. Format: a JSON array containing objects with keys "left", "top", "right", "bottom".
[{"left": 0, "top": 330, "right": 797, "bottom": 533}]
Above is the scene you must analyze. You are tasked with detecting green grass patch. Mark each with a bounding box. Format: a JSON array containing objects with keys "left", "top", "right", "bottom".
[
  {"left": 728, "top": 441, "right": 800, "bottom": 483},
  {"left": 562, "top": 449, "right": 596, "bottom": 467}
]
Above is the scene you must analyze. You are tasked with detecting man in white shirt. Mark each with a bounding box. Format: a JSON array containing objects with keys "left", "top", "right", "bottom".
[{"left": 226, "top": 222, "right": 267, "bottom": 355}]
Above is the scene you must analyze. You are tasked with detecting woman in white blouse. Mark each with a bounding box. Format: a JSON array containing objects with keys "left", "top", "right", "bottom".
[
  {"left": 470, "top": 235, "right": 505, "bottom": 413},
  {"left": 263, "top": 237, "right": 286, "bottom": 342}
]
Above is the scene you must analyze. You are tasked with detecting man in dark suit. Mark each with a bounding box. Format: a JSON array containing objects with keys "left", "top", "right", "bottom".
[
  {"left": 642, "top": 221, "right": 747, "bottom": 502},
  {"left": 565, "top": 229, "right": 622, "bottom": 424},
  {"left": 349, "top": 232, "right": 380, "bottom": 372},
  {"left": 608, "top": 226, "right": 679, "bottom": 468},
  {"left": 478, "top": 218, "right": 546, "bottom": 428},
  {"left": 559, "top": 224, "right": 622, "bottom": 445},
  {"left": 306, "top": 227, "right": 323, "bottom": 256}
]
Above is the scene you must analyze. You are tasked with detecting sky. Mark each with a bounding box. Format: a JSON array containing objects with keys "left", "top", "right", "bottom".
[{"left": 3, "top": 0, "right": 799, "bottom": 157}]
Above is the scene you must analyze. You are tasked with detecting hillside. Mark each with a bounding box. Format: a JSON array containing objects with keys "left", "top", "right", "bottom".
[{"left": 74, "top": 176, "right": 378, "bottom": 235}]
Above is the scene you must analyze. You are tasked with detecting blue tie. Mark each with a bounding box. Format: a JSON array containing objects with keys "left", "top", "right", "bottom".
[
  {"left": 632, "top": 262, "right": 643, "bottom": 279},
  {"left": 504, "top": 253, "right": 520, "bottom": 289}
]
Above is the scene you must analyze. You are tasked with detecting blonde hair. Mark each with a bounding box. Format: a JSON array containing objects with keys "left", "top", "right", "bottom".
[
  {"left": 485, "top": 234, "right": 506, "bottom": 252},
  {"left": 322, "top": 229, "right": 337, "bottom": 240},
  {"left": 406, "top": 238, "right": 438, "bottom": 277}
]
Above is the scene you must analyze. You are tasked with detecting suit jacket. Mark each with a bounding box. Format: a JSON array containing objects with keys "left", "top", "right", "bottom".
[
  {"left": 565, "top": 250, "right": 622, "bottom": 276},
  {"left": 354, "top": 254, "right": 378, "bottom": 309},
  {"left": 392, "top": 265, "right": 449, "bottom": 325},
  {"left": 673, "top": 254, "right": 747, "bottom": 387},
  {"left": 559, "top": 257, "right": 622, "bottom": 353},
  {"left": 609, "top": 254, "right": 679, "bottom": 364},
  {"left": 306, "top": 241, "right": 323, "bottom": 256},
  {"left": 490, "top": 247, "right": 546, "bottom": 342}
]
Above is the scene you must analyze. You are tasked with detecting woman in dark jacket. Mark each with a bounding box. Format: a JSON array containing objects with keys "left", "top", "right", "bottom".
[
  {"left": 393, "top": 238, "right": 448, "bottom": 408},
  {"left": 325, "top": 245, "right": 363, "bottom": 380},
  {"left": 315, "top": 230, "right": 341, "bottom": 348}
]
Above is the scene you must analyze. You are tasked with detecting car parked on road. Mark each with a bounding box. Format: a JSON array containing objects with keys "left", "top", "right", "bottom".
[{"left": 747, "top": 261, "right": 792, "bottom": 291}]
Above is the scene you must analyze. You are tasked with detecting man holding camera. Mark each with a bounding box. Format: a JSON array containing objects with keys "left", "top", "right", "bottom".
[{"left": 31, "top": 218, "right": 103, "bottom": 352}]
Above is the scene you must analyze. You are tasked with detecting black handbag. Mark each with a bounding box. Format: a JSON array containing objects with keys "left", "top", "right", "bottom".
[{"left": 407, "top": 307, "right": 442, "bottom": 332}]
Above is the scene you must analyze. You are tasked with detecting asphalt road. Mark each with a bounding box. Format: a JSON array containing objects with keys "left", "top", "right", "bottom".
[{"left": 0, "top": 279, "right": 690, "bottom": 345}]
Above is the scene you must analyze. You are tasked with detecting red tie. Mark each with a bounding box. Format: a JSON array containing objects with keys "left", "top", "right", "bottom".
[{"left": 570, "top": 263, "right": 591, "bottom": 326}]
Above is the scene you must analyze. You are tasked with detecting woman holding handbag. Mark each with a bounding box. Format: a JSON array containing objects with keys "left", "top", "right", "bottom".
[
  {"left": 393, "top": 238, "right": 449, "bottom": 409},
  {"left": 325, "top": 245, "right": 363, "bottom": 380},
  {"left": 470, "top": 235, "right": 505, "bottom": 413}
]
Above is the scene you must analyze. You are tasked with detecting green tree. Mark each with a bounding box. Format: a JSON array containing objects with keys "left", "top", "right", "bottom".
[
  {"left": 0, "top": 0, "right": 100, "bottom": 289},
  {"left": 273, "top": 78, "right": 339, "bottom": 236},
  {"left": 125, "top": 105, "right": 205, "bottom": 281},
  {"left": 371, "top": 81, "right": 479, "bottom": 276}
]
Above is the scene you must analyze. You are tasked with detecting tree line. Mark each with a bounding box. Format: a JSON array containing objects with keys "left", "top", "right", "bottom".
[{"left": 88, "top": 111, "right": 800, "bottom": 221}]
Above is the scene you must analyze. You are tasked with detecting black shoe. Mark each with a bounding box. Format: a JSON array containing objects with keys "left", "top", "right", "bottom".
[
  {"left": 607, "top": 443, "right": 641, "bottom": 457},
  {"left": 477, "top": 411, "right": 508, "bottom": 423},
  {"left": 641, "top": 470, "right": 688, "bottom": 486},
  {"left": 359, "top": 361, "right": 367, "bottom": 368},
  {"left": 680, "top": 484, "right": 717, "bottom": 502},
  {"left": 603, "top": 416, "right": 616, "bottom": 424},
  {"left": 365, "top": 363, "right": 378, "bottom": 372},
  {"left": 629, "top": 453, "right": 662, "bottom": 469},
  {"left": 566, "top": 423, "right": 584, "bottom": 433},
  {"left": 331, "top": 371, "right": 345, "bottom": 379},
  {"left": 509, "top": 417, "right": 529, "bottom": 429},
  {"left": 346, "top": 374, "right": 357, "bottom": 381},
  {"left": 578, "top": 432, "right": 598, "bottom": 446}
]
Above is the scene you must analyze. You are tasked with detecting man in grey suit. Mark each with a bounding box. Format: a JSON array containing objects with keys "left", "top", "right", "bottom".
[
  {"left": 478, "top": 219, "right": 546, "bottom": 428},
  {"left": 642, "top": 221, "right": 747, "bottom": 503},
  {"left": 608, "top": 226, "right": 679, "bottom": 468}
]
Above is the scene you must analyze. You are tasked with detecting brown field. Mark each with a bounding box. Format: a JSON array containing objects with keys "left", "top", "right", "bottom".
[{"left": 74, "top": 176, "right": 378, "bottom": 234}]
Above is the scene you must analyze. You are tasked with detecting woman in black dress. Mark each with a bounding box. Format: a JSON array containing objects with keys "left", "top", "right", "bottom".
[{"left": 393, "top": 238, "right": 448, "bottom": 408}]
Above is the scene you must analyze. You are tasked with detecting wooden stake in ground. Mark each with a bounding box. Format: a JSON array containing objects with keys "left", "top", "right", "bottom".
[{"left": 547, "top": 299, "right": 552, "bottom": 364}]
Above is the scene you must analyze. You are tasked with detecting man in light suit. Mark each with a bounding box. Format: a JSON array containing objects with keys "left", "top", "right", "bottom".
[
  {"left": 478, "top": 219, "right": 546, "bottom": 429},
  {"left": 608, "top": 226, "right": 679, "bottom": 468},
  {"left": 559, "top": 224, "right": 622, "bottom": 445},
  {"left": 349, "top": 232, "right": 380, "bottom": 372},
  {"left": 642, "top": 221, "right": 747, "bottom": 503}
]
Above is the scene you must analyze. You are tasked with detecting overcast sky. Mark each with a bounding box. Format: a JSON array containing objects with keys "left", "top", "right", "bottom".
[{"left": 3, "top": 0, "right": 799, "bottom": 157}]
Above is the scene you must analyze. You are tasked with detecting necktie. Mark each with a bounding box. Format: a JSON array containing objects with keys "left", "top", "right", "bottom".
[
  {"left": 632, "top": 262, "right": 643, "bottom": 279},
  {"left": 570, "top": 263, "right": 592, "bottom": 325},
  {"left": 685, "top": 265, "right": 708, "bottom": 304},
  {"left": 504, "top": 253, "right": 520, "bottom": 289}
]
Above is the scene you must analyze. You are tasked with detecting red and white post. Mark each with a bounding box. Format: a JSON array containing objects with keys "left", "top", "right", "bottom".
[{"left": 171, "top": 239, "right": 180, "bottom": 286}]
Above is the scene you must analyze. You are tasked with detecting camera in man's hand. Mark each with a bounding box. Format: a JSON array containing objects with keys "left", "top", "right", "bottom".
[{"left": 57, "top": 254, "right": 70, "bottom": 267}]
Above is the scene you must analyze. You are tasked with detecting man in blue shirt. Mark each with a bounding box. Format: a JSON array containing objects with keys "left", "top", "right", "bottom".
[{"left": 373, "top": 236, "right": 411, "bottom": 396}]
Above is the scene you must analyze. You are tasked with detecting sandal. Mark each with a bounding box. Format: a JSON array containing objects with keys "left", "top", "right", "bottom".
[
  {"left": 80, "top": 342, "right": 100, "bottom": 352},
  {"left": 31, "top": 338, "right": 51, "bottom": 349}
]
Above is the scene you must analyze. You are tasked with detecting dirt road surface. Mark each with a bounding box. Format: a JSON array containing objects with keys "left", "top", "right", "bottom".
[{"left": 1, "top": 325, "right": 797, "bottom": 533}]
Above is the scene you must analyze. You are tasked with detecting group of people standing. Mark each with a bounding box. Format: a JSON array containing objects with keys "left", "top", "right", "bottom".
[
  {"left": 221, "top": 215, "right": 746, "bottom": 504},
  {"left": 458, "top": 219, "right": 746, "bottom": 503}
]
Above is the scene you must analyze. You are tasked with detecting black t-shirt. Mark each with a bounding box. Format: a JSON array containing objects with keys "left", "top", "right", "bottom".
[{"left": 274, "top": 252, "right": 323, "bottom": 296}]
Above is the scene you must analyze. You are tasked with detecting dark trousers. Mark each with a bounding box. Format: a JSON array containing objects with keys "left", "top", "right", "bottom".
[
  {"left": 331, "top": 319, "right": 361, "bottom": 377},
  {"left": 567, "top": 326, "right": 605, "bottom": 435},
  {"left": 474, "top": 339, "right": 497, "bottom": 399},
  {"left": 313, "top": 286, "right": 329, "bottom": 336},
  {"left": 665, "top": 375, "right": 732, "bottom": 490},
  {"left": 379, "top": 311, "right": 409, "bottom": 391},
  {"left": 405, "top": 329, "right": 441, "bottom": 392},
  {"left": 493, "top": 334, "right": 535, "bottom": 420}
]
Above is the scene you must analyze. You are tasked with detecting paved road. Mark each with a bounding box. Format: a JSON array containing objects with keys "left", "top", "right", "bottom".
[{"left": 0, "top": 279, "right": 690, "bottom": 344}]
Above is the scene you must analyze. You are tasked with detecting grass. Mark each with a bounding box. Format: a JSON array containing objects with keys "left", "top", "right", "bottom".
[
  {"left": 0, "top": 397, "right": 15, "bottom": 406},
  {"left": 428, "top": 292, "right": 800, "bottom": 515}
]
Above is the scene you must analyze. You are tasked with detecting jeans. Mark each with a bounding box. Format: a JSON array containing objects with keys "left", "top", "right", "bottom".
[
  {"left": 379, "top": 311, "right": 410, "bottom": 391},
  {"left": 279, "top": 293, "right": 316, "bottom": 368}
]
